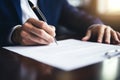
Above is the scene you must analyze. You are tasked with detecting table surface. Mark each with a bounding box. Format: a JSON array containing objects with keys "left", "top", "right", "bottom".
[{"left": 0, "top": 40, "right": 120, "bottom": 80}]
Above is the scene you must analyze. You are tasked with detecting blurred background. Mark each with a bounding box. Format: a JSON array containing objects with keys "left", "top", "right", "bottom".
[{"left": 67, "top": 0, "right": 120, "bottom": 32}]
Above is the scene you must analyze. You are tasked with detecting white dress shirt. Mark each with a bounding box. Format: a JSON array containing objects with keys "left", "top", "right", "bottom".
[{"left": 21, "top": 0, "right": 38, "bottom": 23}]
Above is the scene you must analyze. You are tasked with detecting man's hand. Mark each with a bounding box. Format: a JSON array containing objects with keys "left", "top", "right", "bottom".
[
  {"left": 82, "top": 24, "right": 120, "bottom": 45},
  {"left": 12, "top": 18, "right": 56, "bottom": 45}
]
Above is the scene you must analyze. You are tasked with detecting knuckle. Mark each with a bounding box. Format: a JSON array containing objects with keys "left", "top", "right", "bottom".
[
  {"left": 23, "top": 22, "right": 28, "bottom": 27},
  {"left": 107, "top": 26, "right": 111, "bottom": 29},
  {"left": 39, "top": 29, "right": 44, "bottom": 36},
  {"left": 22, "top": 23, "right": 29, "bottom": 29},
  {"left": 27, "top": 18, "right": 34, "bottom": 22},
  {"left": 40, "top": 22, "right": 46, "bottom": 28},
  {"left": 20, "top": 31, "right": 26, "bottom": 38}
]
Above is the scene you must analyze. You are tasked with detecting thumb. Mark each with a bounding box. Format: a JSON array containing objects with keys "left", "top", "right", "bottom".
[
  {"left": 82, "top": 30, "right": 91, "bottom": 41},
  {"left": 49, "top": 25, "right": 56, "bottom": 37},
  {"left": 49, "top": 25, "right": 56, "bottom": 31}
]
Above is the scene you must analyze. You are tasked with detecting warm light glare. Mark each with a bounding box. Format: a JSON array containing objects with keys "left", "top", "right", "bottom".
[
  {"left": 98, "top": 0, "right": 120, "bottom": 14},
  {"left": 108, "top": 0, "right": 120, "bottom": 12}
]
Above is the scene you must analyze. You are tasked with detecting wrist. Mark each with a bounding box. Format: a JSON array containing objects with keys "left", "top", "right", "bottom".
[{"left": 11, "top": 25, "right": 22, "bottom": 45}]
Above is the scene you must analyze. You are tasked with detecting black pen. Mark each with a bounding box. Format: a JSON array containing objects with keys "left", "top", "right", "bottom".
[{"left": 28, "top": 0, "right": 58, "bottom": 45}]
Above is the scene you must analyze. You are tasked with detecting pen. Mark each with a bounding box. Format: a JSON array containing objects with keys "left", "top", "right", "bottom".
[
  {"left": 28, "top": 0, "right": 58, "bottom": 45},
  {"left": 105, "top": 49, "right": 120, "bottom": 58}
]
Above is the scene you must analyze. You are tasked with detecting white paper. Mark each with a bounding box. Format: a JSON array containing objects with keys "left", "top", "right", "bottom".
[{"left": 3, "top": 39, "right": 120, "bottom": 71}]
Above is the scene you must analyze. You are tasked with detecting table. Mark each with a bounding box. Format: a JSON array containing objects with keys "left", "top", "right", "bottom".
[{"left": 0, "top": 44, "right": 120, "bottom": 80}]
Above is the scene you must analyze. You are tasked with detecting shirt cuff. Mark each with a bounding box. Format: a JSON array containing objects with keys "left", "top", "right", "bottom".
[{"left": 9, "top": 25, "right": 22, "bottom": 44}]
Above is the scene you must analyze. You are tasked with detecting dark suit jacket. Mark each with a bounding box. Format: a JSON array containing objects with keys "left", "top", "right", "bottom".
[{"left": 0, "top": 0, "right": 103, "bottom": 46}]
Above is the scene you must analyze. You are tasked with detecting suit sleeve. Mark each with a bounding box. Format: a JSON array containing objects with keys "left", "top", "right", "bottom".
[
  {"left": 0, "top": 0, "right": 22, "bottom": 46},
  {"left": 0, "top": 23, "right": 19, "bottom": 46},
  {"left": 58, "top": 0, "right": 103, "bottom": 34}
]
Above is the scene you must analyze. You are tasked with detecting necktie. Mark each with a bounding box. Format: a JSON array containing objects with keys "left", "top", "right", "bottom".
[{"left": 28, "top": 0, "right": 47, "bottom": 22}]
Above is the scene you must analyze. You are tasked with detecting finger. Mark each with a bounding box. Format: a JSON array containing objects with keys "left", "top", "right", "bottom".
[
  {"left": 49, "top": 25, "right": 56, "bottom": 37},
  {"left": 20, "top": 31, "right": 38, "bottom": 45},
  {"left": 82, "top": 30, "right": 91, "bottom": 41},
  {"left": 27, "top": 18, "right": 55, "bottom": 36},
  {"left": 22, "top": 38, "right": 49, "bottom": 45},
  {"left": 35, "top": 29, "right": 54, "bottom": 43},
  {"left": 116, "top": 31, "right": 120, "bottom": 40},
  {"left": 49, "top": 25, "right": 56, "bottom": 31},
  {"left": 21, "top": 39, "right": 38, "bottom": 45},
  {"left": 22, "top": 23, "right": 54, "bottom": 43},
  {"left": 97, "top": 26, "right": 105, "bottom": 43},
  {"left": 111, "top": 30, "right": 120, "bottom": 44},
  {"left": 104, "top": 27, "right": 111, "bottom": 44},
  {"left": 21, "top": 31, "right": 49, "bottom": 45},
  {"left": 29, "top": 37, "right": 50, "bottom": 45}
]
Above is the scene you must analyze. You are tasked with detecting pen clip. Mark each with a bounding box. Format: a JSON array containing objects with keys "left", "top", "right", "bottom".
[{"left": 105, "top": 49, "right": 120, "bottom": 59}]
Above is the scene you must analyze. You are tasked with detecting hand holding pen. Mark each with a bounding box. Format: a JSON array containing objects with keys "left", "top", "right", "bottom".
[
  {"left": 11, "top": 0, "right": 57, "bottom": 45},
  {"left": 12, "top": 18, "right": 56, "bottom": 45},
  {"left": 28, "top": 0, "right": 58, "bottom": 45}
]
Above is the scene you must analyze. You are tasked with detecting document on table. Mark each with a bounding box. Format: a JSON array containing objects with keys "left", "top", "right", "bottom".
[{"left": 3, "top": 39, "right": 120, "bottom": 71}]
